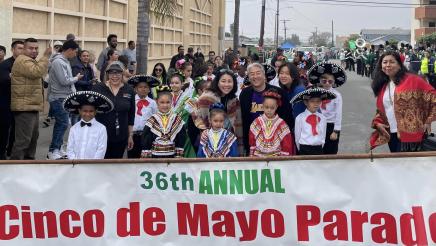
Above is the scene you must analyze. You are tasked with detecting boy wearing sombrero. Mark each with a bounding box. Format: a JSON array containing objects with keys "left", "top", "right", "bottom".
[
  {"left": 127, "top": 75, "right": 160, "bottom": 158},
  {"left": 307, "top": 62, "right": 346, "bottom": 154},
  {"left": 63, "top": 91, "right": 114, "bottom": 159},
  {"left": 291, "top": 87, "right": 337, "bottom": 155}
]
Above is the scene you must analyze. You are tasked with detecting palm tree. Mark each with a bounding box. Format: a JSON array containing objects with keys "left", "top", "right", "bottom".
[
  {"left": 233, "top": 0, "right": 240, "bottom": 54},
  {"left": 136, "top": 0, "right": 177, "bottom": 74}
]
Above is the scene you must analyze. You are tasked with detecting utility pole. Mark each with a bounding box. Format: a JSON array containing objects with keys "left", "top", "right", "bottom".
[
  {"left": 275, "top": 0, "right": 280, "bottom": 49},
  {"left": 331, "top": 20, "right": 335, "bottom": 47},
  {"left": 259, "top": 0, "right": 266, "bottom": 62},
  {"left": 315, "top": 27, "right": 318, "bottom": 47},
  {"left": 281, "top": 19, "right": 291, "bottom": 41}
]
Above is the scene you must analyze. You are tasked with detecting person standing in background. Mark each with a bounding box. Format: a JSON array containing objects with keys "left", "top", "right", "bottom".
[
  {"left": 169, "top": 45, "right": 185, "bottom": 70},
  {"left": 122, "top": 41, "right": 136, "bottom": 74},
  {"left": 97, "top": 34, "right": 118, "bottom": 71},
  {"left": 46, "top": 40, "right": 83, "bottom": 160},
  {"left": 10, "top": 38, "right": 51, "bottom": 160},
  {"left": 0, "top": 45, "right": 6, "bottom": 62},
  {"left": 0, "top": 41, "right": 24, "bottom": 159}
]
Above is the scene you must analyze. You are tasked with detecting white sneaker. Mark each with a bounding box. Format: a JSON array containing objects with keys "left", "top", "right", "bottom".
[
  {"left": 59, "top": 145, "right": 68, "bottom": 159},
  {"left": 47, "top": 149, "right": 63, "bottom": 160}
]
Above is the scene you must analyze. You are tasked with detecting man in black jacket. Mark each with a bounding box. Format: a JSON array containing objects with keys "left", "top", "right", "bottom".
[
  {"left": 0, "top": 41, "right": 24, "bottom": 159},
  {"left": 239, "top": 63, "right": 294, "bottom": 156},
  {"left": 169, "top": 45, "right": 185, "bottom": 69}
]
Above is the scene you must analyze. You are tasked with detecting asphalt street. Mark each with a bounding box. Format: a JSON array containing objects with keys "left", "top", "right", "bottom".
[{"left": 33, "top": 64, "right": 434, "bottom": 159}]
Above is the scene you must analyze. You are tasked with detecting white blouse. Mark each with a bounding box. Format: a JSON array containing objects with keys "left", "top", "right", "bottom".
[
  {"left": 320, "top": 88, "right": 343, "bottom": 131},
  {"left": 382, "top": 81, "right": 397, "bottom": 133}
]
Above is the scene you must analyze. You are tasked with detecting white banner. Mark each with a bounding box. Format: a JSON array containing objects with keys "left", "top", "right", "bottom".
[{"left": 1, "top": 157, "right": 436, "bottom": 245}]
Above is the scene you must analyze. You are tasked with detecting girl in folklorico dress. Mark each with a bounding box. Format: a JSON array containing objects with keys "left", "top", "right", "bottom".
[
  {"left": 197, "top": 103, "right": 239, "bottom": 158},
  {"left": 168, "top": 72, "right": 196, "bottom": 157},
  {"left": 176, "top": 58, "right": 195, "bottom": 98},
  {"left": 126, "top": 75, "right": 159, "bottom": 158},
  {"left": 307, "top": 62, "right": 346, "bottom": 154},
  {"left": 249, "top": 89, "right": 296, "bottom": 157},
  {"left": 291, "top": 87, "right": 337, "bottom": 155},
  {"left": 141, "top": 85, "right": 186, "bottom": 158}
]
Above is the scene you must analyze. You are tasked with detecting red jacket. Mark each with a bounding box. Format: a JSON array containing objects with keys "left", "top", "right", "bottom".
[{"left": 370, "top": 73, "right": 435, "bottom": 149}]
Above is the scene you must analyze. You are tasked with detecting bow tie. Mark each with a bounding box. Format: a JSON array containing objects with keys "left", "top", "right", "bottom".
[
  {"left": 321, "top": 100, "right": 331, "bottom": 110},
  {"left": 137, "top": 99, "right": 150, "bottom": 116},
  {"left": 80, "top": 121, "right": 92, "bottom": 127},
  {"left": 306, "top": 114, "right": 321, "bottom": 136}
]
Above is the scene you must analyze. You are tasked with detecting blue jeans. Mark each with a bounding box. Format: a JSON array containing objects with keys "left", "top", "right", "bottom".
[
  {"left": 70, "top": 113, "right": 80, "bottom": 126},
  {"left": 49, "top": 99, "right": 69, "bottom": 152}
]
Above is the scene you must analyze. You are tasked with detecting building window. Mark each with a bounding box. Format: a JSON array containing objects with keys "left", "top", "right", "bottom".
[
  {"left": 430, "top": 22, "right": 436, "bottom": 27},
  {"left": 430, "top": 0, "right": 436, "bottom": 5}
]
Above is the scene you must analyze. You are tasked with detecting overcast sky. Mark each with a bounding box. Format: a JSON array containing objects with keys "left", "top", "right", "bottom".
[{"left": 225, "top": 0, "right": 412, "bottom": 41}]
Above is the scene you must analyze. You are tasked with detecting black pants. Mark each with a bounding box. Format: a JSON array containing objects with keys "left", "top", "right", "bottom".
[
  {"left": 388, "top": 133, "right": 401, "bottom": 153},
  {"left": 299, "top": 145, "right": 323, "bottom": 155},
  {"left": 127, "top": 134, "right": 142, "bottom": 158},
  {"left": 0, "top": 109, "right": 13, "bottom": 159},
  {"left": 323, "top": 123, "right": 340, "bottom": 155},
  {"left": 105, "top": 140, "right": 127, "bottom": 159},
  {"left": 356, "top": 60, "right": 362, "bottom": 75}
]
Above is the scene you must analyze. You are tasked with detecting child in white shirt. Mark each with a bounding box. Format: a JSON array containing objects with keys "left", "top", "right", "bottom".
[
  {"left": 64, "top": 91, "right": 114, "bottom": 159},
  {"left": 127, "top": 75, "right": 159, "bottom": 158},
  {"left": 292, "top": 87, "right": 336, "bottom": 155},
  {"left": 307, "top": 62, "right": 347, "bottom": 154}
]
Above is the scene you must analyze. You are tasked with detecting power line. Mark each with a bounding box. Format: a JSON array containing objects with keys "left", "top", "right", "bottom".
[
  {"left": 304, "top": 0, "right": 431, "bottom": 6},
  {"left": 289, "top": 1, "right": 416, "bottom": 8}
]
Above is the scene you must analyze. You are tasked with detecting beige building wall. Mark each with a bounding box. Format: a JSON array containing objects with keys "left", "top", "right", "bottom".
[{"left": 1, "top": 0, "right": 225, "bottom": 74}]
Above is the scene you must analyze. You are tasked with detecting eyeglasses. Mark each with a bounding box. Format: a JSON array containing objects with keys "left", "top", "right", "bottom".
[
  {"left": 320, "top": 79, "right": 334, "bottom": 84},
  {"left": 154, "top": 68, "right": 163, "bottom": 72}
]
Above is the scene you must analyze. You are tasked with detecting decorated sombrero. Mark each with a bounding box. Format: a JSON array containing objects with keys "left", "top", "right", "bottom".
[
  {"left": 263, "top": 64, "right": 277, "bottom": 83},
  {"left": 290, "top": 87, "right": 337, "bottom": 104},
  {"left": 63, "top": 91, "right": 114, "bottom": 114},
  {"left": 307, "top": 62, "right": 347, "bottom": 87},
  {"left": 127, "top": 75, "right": 160, "bottom": 87}
]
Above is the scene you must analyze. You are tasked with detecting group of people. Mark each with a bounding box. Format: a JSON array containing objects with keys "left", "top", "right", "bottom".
[{"left": 0, "top": 33, "right": 434, "bottom": 160}]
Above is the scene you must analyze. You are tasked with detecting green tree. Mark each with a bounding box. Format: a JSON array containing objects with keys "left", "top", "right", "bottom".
[
  {"left": 136, "top": 0, "right": 178, "bottom": 74},
  {"left": 309, "top": 32, "right": 331, "bottom": 47},
  {"left": 289, "top": 34, "right": 301, "bottom": 46}
]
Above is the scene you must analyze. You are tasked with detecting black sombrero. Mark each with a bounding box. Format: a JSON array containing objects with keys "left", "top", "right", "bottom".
[
  {"left": 307, "top": 62, "right": 347, "bottom": 87},
  {"left": 63, "top": 91, "right": 114, "bottom": 114},
  {"left": 290, "top": 87, "right": 337, "bottom": 104},
  {"left": 127, "top": 75, "right": 160, "bottom": 87},
  {"left": 263, "top": 64, "right": 277, "bottom": 83}
]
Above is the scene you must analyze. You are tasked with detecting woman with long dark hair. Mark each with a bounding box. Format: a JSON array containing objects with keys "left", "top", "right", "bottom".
[
  {"left": 370, "top": 51, "right": 435, "bottom": 152},
  {"left": 189, "top": 70, "right": 243, "bottom": 155},
  {"left": 151, "top": 63, "right": 167, "bottom": 84},
  {"left": 274, "top": 63, "right": 306, "bottom": 119},
  {"left": 151, "top": 63, "right": 167, "bottom": 98}
]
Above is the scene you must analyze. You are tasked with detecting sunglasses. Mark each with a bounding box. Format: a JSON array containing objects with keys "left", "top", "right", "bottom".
[
  {"left": 320, "top": 79, "right": 334, "bottom": 84},
  {"left": 154, "top": 68, "right": 163, "bottom": 72}
]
